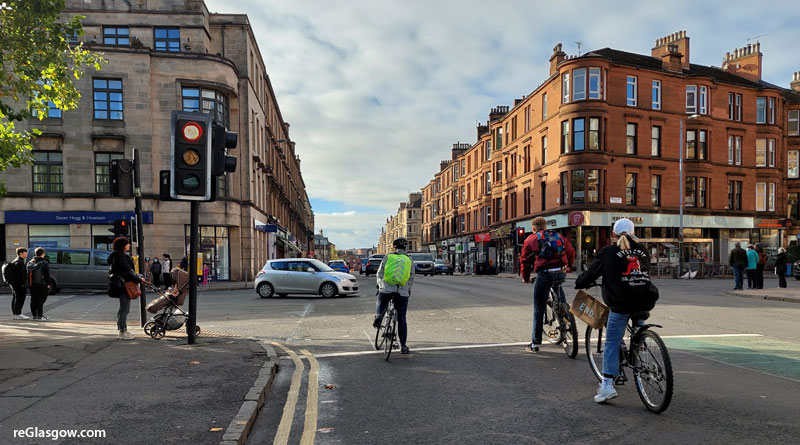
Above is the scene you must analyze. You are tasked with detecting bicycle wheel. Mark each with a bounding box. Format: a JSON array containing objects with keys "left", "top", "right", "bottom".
[
  {"left": 632, "top": 330, "right": 674, "bottom": 413},
  {"left": 543, "top": 296, "right": 563, "bottom": 344},
  {"left": 374, "top": 308, "right": 389, "bottom": 350},
  {"left": 383, "top": 309, "right": 397, "bottom": 361},
  {"left": 561, "top": 312, "right": 579, "bottom": 358},
  {"left": 585, "top": 325, "right": 604, "bottom": 381}
]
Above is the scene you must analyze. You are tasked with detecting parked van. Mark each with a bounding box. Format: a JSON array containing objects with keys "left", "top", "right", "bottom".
[{"left": 40, "top": 249, "right": 112, "bottom": 294}]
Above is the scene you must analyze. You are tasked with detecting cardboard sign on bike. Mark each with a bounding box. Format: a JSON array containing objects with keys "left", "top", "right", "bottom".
[{"left": 570, "top": 290, "right": 609, "bottom": 329}]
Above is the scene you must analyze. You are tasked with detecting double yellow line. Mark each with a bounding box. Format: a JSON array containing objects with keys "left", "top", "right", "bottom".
[{"left": 271, "top": 342, "right": 320, "bottom": 445}]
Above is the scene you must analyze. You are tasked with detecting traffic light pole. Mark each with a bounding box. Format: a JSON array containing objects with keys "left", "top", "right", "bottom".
[
  {"left": 133, "top": 148, "right": 147, "bottom": 327},
  {"left": 187, "top": 201, "right": 199, "bottom": 344}
]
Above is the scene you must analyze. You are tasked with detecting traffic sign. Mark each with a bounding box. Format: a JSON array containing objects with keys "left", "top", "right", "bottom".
[{"left": 569, "top": 211, "right": 585, "bottom": 226}]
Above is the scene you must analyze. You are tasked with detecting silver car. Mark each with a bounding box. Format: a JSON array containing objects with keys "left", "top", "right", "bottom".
[{"left": 255, "top": 258, "right": 359, "bottom": 298}]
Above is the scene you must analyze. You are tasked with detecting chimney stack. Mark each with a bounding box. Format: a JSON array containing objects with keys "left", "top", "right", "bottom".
[
  {"left": 721, "top": 42, "right": 762, "bottom": 82},
  {"left": 488, "top": 105, "right": 510, "bottom": 122},
  {"left": 451, "top": 141, "right": 470, "bottom": 160},
  {"left": 440, "top": 160, "right": 451, "bottom": 172},
  {"left": 549, "top": 43, "right": 566, "bottom": 75},
  {"left": 477, "top": 123, "right": 489, "bottom": 140},
  {"left": 651, "top": 30, "right": 690, "bottom": 70},
  {"left": 791, "top": 71, "right": 800, "bottom": 93}
]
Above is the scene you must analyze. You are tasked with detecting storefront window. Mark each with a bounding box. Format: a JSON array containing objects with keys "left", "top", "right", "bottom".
[
  {"left": 185, "top": 225, "right": 230, "bottom": 280},
  {"left": 29, "top": 225, "right": 70, "bottom": 249},
  {"left": 92, "top": 225, "right": 115, "bottom": 250}
]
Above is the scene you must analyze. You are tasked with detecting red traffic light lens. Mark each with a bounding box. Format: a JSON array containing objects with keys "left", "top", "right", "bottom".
[
  {"left": 121, "top": 221, "right": 126, "bottom": 226},
  {"left": 182, "top": 122, "right": 203, "bottom": 142}
]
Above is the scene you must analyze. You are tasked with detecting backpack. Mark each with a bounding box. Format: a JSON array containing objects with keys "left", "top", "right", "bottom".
[
  {"left": 536, "top": 230, "right": 565, "bottom": 260},
  {"left": 26, "top": 260, "right": 47, "bottom": 287},
  {"left": 383, "top": 253, "right": 412, "bottom": 286},
  {"left": 618, "top": 250, "right": 659, "bottom": 310},
  {"left": 1, "top": 262, "right": 11, "bottom": 287}
]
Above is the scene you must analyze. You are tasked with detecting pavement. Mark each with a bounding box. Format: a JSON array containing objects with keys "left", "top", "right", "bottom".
[{"left": 0, "top": 318, "right": 277, "bottom": 445}]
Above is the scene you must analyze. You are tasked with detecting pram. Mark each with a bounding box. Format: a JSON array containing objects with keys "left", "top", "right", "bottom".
[{"left": 143, "top": 268, "right": 199, "bottom": 339}]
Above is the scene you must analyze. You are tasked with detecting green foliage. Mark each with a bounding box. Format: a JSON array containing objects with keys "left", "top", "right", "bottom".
[{"left": 0, "top": 0, "right": 105, "bottom": 176}]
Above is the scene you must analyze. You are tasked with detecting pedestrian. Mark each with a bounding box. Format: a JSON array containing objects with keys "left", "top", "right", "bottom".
[
  {"left": 150, "top": 257, "right": 162, "bottom": 288},
  {"left": 202, "top": 263, "right": 209, "bottom": 286},
  {"left": 162, "top": 254, "right": 173, "bottom": 289},
  {"left": 728, "top": 242, "right": 747, "bottom": 290},
  {"left": 575, "top": 218, "right": 659, "bottom": 404},
  {"left": 180, "top": 256, "right": 188, "bottom": 270},
  {"left": 373, "top": 237, "right": 414, "bottom": 354},
  {"left": 460, "top": 261, "right": 465, "bottom": 275},
  {"left": 520, "top": 216, "right": 576, "bottom": 353},
  {"left": 745, "top": 244, "right": 758, "bottom": 289},
  {"left": 108, "top": 237, "right": 144, "bottom": 340},
  {"left": 755, "top": 243, "right": 766, "bottom": 289},
  {"left": 3, "top": 248, "right": 30, "bottom": 319},
  {"left": 775, "top": 247, "right": 788, "bottom": 289},
  {"left": 25, "top": 247, "right": 51, "bottom": 321}
]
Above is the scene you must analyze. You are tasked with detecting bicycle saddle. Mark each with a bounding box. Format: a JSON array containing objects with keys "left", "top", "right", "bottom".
[{"left": 631, "top": 311, "right": 650, "bottom": 322}]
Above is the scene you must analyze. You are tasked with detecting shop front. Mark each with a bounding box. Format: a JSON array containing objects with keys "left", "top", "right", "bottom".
[{"left": 184, "top": 225, "right": 231, "bottom": 281}]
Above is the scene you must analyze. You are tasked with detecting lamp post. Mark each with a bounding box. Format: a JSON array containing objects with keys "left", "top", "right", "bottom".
[{"left": 678, "top": 114, "right": 700, "bottom": 278}]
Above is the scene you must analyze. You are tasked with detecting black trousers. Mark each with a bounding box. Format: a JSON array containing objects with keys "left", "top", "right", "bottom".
[
  {"left": 11, "top": 285, "right": 27, "bottom": 315},
  {"left": 755, "top": 264, "right": 765, "bottom": 289},
  {"left": 778, "top": 272, "right": 787, "bottom": 288},
  {"left": 151, "top": 272, "right": 161, "bottom": 288},
  {"left": 30, "top": 285, "right": 49, "bottom": 318}
]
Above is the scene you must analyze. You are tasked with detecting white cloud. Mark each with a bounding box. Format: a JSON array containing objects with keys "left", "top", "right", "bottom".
[{"left": 206, "top": 0, "right": 800, "bottom": 249}]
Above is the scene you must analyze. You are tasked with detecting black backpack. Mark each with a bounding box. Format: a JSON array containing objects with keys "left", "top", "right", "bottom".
[{"left": 26, "top": 260, "right": 47, "bottom": 287}]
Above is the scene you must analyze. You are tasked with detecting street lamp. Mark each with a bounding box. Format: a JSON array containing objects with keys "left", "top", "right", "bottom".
[{"left": 679, "top": 114, "right": 701, "bottom": 278}]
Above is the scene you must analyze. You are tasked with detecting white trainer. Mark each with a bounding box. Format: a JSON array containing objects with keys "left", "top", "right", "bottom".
[
  {"left": 594, "top": 382, "right": 618, "bottom": 403},
  {"left": 118, "top": 330, "right": 135, "bottom": 340},
  {"left": 17, "top": 314, "right": 30, "bottom": 319}
]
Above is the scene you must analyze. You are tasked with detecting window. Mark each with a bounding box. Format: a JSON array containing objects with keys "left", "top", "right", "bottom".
[
  {"left": 735, "top": 136, "right": 742, "bottom": 165},
  {"left": 67, "top": 30, "right": 79, "bottom": 44},
  {"left": 587, "top": 169, "right": 600, "bottom": 203},
  {"left": 93, "top": 78, "right": 123, "bottom": 120},
  {"left": 572, "top": 170, "right": 584, "bottom": 203},
  {"left": 511, "top": 117, "right": 517, "bottom": 141},
  {"left": 541, "top": 135, "right": 547, "bottom": 165},
  {"left": 588, "top": 118, "right": 600, "bottom": 150},
  {"left": 769, "top": 97, "right": 775, "bottom": 124},
  {"left": 217, "top": 176, "right": 227, "bottom": 199},
  {"left": 789, "top": 110, "right": 799, "bottom": 136},
  {"left": 699, "top": 130, "right": 707, "bottom": 160},
  {"left": 736, "top": 94, "right": 742, "bottom": 121},
  {"left": 589, "top": 68, "right": 601, "bottom": 99},
  {"left": 768, "top": 183, "right": 775, "bottom": 212},
  {"left": 728, "top": 136, "right": 734, "bottom": 165},
  {"left": 573, "top": 118, "right": 585, "bottom": 151},
  {"left": 698, "top": 177, "right": 707, "bottom": 208},
  {"left": 560, "top": 172, "right": 569, "bottom": 205},
  {"left": 651, "top": 174, "right": 661, "bottom": 206},
  {"left": 789, "top": 150, "right": 799, "bottom": 178},
  {"left": 626, "top": 76, "right": 637, "bottom": 106},
  {"left": 510, "top": 193, "right": 517, "bottom": 218},
  {"left": 103, "top": 27, "right": 129, "bottom": 46},
  {"left": 768, "top": 139, "right": 775, "bottom": 167},
  {"left": 728, "top": 93, "right": 735, "bottom": 120},
  {"left": 686, "top": 85, "right": 697, "bottom": 114},
  {"left": 460, "top": 214, "right": 466, "bottom": 232},
  {"left": 33, "top": 151, "right": 63, "bottom": 193},
  {"left": 756, "top": 182, "right": 766, "bottom": 211},
  {"left": 626, "top": 173, "right": 637, "bottom": 205},
  {"left": 494, "top": 161, "right": 502, "bottom": 182},
  {"left": 756, "top": 138, "right": 766, "bottom": 167},
  {"left": 182, "top": 88, "right": 229, "bottom": 126},
  {"left": 154, "top": 27, "right": 180, "bottom": 52},
  {"left": 523, "top": 187, "right": 530, "bottom": 215},
  {"left": 562, "top": 72, "right": 570, "bottom": 103},
  {"left": 486, "top": 205, "right": 492, "bottom": 226},
  {"left": 524, "top": 105, "right": 531, "bottom": 132},
  {"left": 561, "top": 120, "right": 569, "bottom": 154},
  {"left": 485, "top": 140, "right": 492, "bottom": 161},
  {"left": 95, "top": 152, "right": 124, "bottom": 193},
  {"left": 699, "top": 86, "right": 707, "bottom": 114},
  {"left": 756, "top": 97, "right": 766, "bottom": 123},
  {"left": 541, "top": 182, "right": 546, "bottom": 211},
  {"left": 505, "top": 123, "right": 509, "bottom": 145},
  {"left": 573, "top": 68, "right": 586, "bottom": 101},
  {"left": 728, "top": 180, "right": 742, "bottom": 210},
  {"left": 496, "top": 127, "right": 503, "bottom": 150},
  {"left": 651, "top": 126, "right": 661, "bottom": 157},
  {"left": 651, "top": 80, "right": 661, "bottom": 110},
  {"left": 523, "top": 145, "right": 531, "bottom": 173},
  {"left": 626, "top": 123, "right": 637, "bottom": 155},
  {"left": 485, "top": 172, "right": 491, "bottom": 194},
  {"left": 542, "top": 93, "right": 547, "bottom": 120},
  {"left": 685, "top": 177, "right": 696, "bottom": 208},
  {"left": 685, "top": 130, "right": 706, "bottom": 160}
]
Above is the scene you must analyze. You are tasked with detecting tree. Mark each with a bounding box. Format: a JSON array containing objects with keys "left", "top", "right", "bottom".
[{"left": 0, "top": 0, "right": 105, "bottom": 185}]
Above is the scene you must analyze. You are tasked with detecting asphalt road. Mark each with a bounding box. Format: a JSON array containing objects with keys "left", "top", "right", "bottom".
[{"left": 8, "top": 273, "right": 799, "bottom": 444}]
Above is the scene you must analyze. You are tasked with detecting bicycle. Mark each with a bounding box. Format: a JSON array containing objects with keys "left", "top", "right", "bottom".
[
  {"left": 584, "top": 286, "right": 674, "bottom": 413},
  {"left": 374, "top": 297, "right": 398, "bottom": 361},
  {"left": 536, "top": 277, "right": 579, "bottom": 358}
]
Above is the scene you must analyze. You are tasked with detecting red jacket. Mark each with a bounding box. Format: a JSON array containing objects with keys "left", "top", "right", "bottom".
[{"left": 520, "top": 230, "right": 576, "bottom": 282}]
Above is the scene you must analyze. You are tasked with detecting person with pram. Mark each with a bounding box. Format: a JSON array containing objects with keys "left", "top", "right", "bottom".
[
  {"left": 143, "top": 267, "right": 198, "bottom": 339},
  {"left": 107, "top": 237, "right": 149, "bottom": 340}
]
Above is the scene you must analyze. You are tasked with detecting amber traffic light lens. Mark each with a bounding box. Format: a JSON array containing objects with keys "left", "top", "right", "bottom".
[{"left": 182, "top": 149, "right": 200, "bottom": 166}]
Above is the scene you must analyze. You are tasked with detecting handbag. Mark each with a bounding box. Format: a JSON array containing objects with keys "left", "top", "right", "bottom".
[
  {"left": 124, "top": 281, "right": 141, "bottom": 299},
  {"left": 570, "top": 289, "right": 610, "bottom": 329}
]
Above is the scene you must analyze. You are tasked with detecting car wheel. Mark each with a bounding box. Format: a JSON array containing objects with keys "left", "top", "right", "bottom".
[
  {"left": 48, "top": 279, "right": 58, "bottom": 295},
  {"left": 320, "top": 282, "right": 337, "bottom": 298},
  {"left": 257, "top": 282, "right": 274, "bottom": 298}
]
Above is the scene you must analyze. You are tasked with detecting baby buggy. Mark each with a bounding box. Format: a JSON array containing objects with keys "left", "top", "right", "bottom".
[{"left": 143, "top": 268, "right": 199, "bottom": 339}]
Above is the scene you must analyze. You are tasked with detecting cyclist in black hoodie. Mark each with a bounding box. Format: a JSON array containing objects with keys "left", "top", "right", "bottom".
[{"left": 575, "top": 218, "right": 659, "bottom": 404}]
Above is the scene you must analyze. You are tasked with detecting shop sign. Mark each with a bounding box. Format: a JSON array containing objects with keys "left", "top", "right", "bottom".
[
  {"left": 4, "top": 211, "right": 154, "bottom": 225},
  {"left": 612, "top": 216, "right": 644, "bottom": 224},
  {"left": 569, "top": 212, "right": 585, "bottom": 226},
  {"left": 456, "top": 244, "right": 463, "bottom": 252},
  {"left": 475, "top": 233, "right": 491, "bottom": 243},
  {"left": 755, "top": 218, "right": 786, "bottom": 228},
  {"left": 254, "top": 219, "right": 278, "bottom": 233},
  {"left": 469, "top": 246, "right": 478, "bottom": 252}
]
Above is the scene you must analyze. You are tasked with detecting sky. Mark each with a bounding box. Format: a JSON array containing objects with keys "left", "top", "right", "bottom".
[{"left": 205, "top": 0, "right": 800, "bottom": 249}]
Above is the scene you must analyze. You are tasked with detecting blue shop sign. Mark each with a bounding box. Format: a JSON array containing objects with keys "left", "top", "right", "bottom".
[
  {"left": 255, "top": 224, "right": 278, "bottom": 233},
  {"left": 4, "top": 211, "right": 154, "bottom": 225}
]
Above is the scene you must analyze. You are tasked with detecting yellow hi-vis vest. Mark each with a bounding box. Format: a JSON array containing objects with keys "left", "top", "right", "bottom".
[{"left": 384, "top": 253, "right": 412, "bottom": 286}]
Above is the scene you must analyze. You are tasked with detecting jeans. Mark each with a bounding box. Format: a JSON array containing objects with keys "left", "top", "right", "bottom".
[
  {"left": 30, "top": 285, "right": 48, "bottom": 318},
  {"left": 732, "top": 264, "right": 744, "bottom": 290},
  {"left": 531, "top": 270, "right": 566, "bottom": 346},
  {"left": 602, "top": 311, "right": 630, "bottom": 378},
  {"left": 376, "top": 292, "right": 409, "bottom": 346},
  {"left": 11, "top": 285, "right": 27, "bottom": 315},
  {"left": 117, "top": 294, "right": 131, "bottom": 331},
  {"left": 746, "top": 269, "right": 755, "bottom": 289}
]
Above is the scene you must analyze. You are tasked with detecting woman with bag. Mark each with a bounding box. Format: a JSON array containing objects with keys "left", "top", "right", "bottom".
[
  {"left": 775, "top": 247, "right": 787, "bottom": 289},
  {"left": 575, "top": 218, "right": 658, "bottom": 404},
  {"left": 107, "top": 237, "right": 145, "bottom": 340},
  {"left": 755, "top": 243, "right": 767, "bottom": 289}
]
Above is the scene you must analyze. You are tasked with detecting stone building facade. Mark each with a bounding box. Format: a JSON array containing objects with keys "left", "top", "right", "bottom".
[
  {"left": 421, "top": 31, "right": 800, "bottom": 274},
  {"left": 377, "top": 193, "right": 423, "bottom": 254},
  {"left": 0, "top": 0, "right": 314, "bottom": 281}
]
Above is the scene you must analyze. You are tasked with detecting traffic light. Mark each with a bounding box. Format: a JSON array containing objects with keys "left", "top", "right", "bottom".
[
  {"left": 109, "top": 219, "right": 130, "bottom": 237},
  {"left": 211, "top": 121, "right": 237, "bottom": 176},
  {"left": 170, "top": 111, "right": 212, "bottom": 200},
  {"left": 516, "top": 227, "right": 526, "bottom": 245},
  {"left": 110, "top": 159, "right": 134, "bottom": 198}
]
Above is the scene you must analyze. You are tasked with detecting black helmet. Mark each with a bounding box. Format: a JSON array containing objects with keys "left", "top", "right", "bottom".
[{"left": 392, "top": 237, "right": 408, "bottom": 250}]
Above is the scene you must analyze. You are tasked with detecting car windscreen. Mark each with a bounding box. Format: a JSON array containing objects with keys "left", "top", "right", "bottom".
[
  {"left": 410, "top": 253, "right": 433, "bottom": 262},
  {"left": 308, "top": 259, "right": 333, "bottom": 272}
]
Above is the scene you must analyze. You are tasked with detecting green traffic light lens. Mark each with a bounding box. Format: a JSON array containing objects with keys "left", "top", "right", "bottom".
[{"left": 182, "top": 174, "right": 200, "bottom": 191}]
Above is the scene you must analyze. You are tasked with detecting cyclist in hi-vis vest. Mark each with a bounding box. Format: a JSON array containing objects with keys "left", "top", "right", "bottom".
[{"left": 374, "top": 237, "right": 415, "bottom": 354}]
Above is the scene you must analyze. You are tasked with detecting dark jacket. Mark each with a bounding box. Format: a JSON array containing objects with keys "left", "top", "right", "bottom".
[
  {"left": 756, "top": 251, "right": 767, "bottom": 267},
  {"left": 26, "top": 256, "right": 51, "bottom": 288},
  {"left": 520, "top": 230, "right": 576, "bottom": 281},
  {"left": 7, "top": 256, "right": 27, "bottom": 287},
  {"left": 775, "top": 252, "right": 787, "bottom": 273},
  {"left": 108, "top": 251, "right": 141, "bottom": 298},
  {"left": 575, "top": 236, "right": 658, "bottom": 314},
  {"left": 728, "top": 247, "right": 748, "bottom": 267}
]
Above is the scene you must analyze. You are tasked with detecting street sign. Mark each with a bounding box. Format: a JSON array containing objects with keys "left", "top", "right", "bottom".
[
  {"left": 569, "top": 211, "right": 585, "bottom": 226},
  {"left": 610, "top": 197, "right": 622, "bottom": 204}
]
